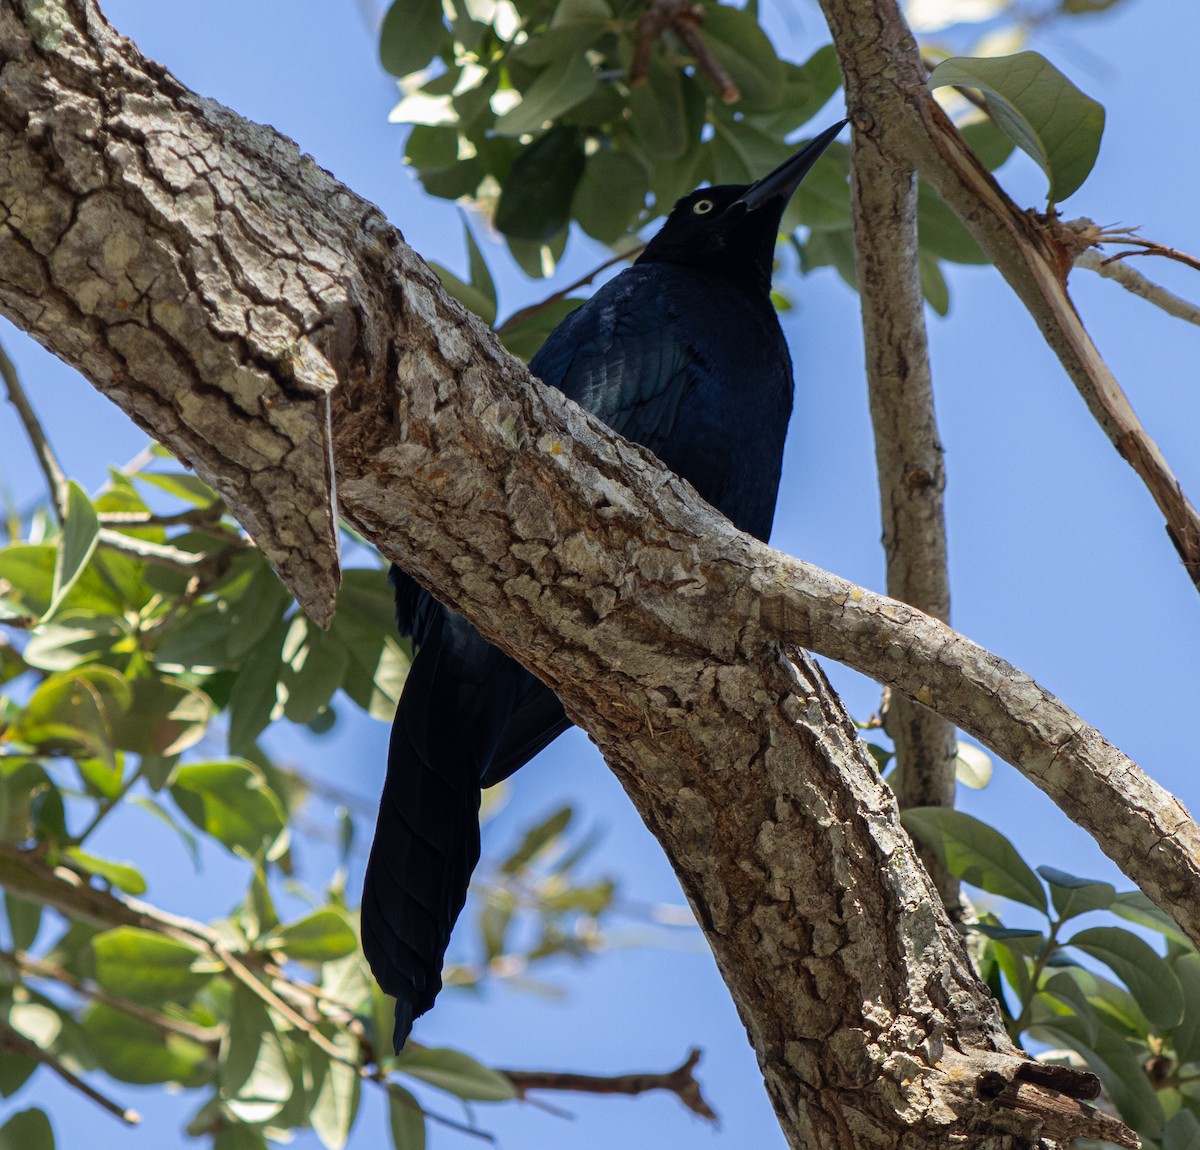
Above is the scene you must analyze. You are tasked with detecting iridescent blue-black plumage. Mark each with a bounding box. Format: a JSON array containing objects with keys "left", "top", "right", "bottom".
[{"left": 361, "top": 122, "right": 847, "bottom": 1049}]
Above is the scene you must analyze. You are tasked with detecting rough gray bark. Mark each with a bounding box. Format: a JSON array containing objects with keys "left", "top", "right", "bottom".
[{"left": 0, "top": 2, "right": 1185, "bottom": 1146}]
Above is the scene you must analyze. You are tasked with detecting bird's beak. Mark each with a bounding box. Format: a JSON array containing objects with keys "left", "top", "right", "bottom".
[{"left": 737, "top": 119, "right": 849, "bottom": 211}]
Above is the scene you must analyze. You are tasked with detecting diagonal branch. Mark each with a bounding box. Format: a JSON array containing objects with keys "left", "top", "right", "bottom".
[{"left": 816, "top": 0, "right": 1200, "bottom": 592}]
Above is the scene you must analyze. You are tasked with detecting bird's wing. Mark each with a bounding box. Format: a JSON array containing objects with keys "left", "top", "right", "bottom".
[{"left": 530, "top": 270, "right": 698, "bottom": 454}]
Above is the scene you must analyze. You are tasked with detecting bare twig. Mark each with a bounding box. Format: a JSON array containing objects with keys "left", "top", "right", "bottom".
[
  {"left": 628, "top": 0, "right": 740, "bottom": 103},
  {"left": 0, "top": 339, "right": 67, "bottom": 521},
  {"left": 0, "top": 1019, "right": 141, "bottom": 1125},
  {"left": 1074, "top": 248, "right": 1200, "bottom": 327},
  {"left": 500, "top": 1047, "right": 718, "bottom": 1121}
]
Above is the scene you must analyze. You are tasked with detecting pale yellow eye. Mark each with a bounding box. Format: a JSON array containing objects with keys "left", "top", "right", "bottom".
[{"left": 692, "top": 198, "right": 715, "bottom": 216}]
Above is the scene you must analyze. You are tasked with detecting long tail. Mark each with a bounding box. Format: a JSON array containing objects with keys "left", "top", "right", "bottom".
[{"left": 361, "top": 608, "right": 565, "bottom": 1050}]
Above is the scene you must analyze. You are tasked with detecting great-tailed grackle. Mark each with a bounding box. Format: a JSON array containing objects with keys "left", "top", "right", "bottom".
[{"left": 362, "top": 120, "right": 848, "bottom": 1050}]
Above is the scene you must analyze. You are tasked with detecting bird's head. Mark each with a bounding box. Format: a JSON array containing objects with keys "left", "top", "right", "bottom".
[{"left": 638, "top": 119, "right": 848, "bottom": 297}]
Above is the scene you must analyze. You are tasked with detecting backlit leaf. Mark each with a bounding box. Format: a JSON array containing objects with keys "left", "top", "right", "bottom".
[
  {"left": 394, "top": 1045, "right": 516, "bottom": 1101},
  {"left": 928, "top": 52, "right": 1104, "bottom": 202},
  {"left": 901, "top": 807, "right": 1046, "bottom": 912},
  {"left": 170, "top": 760, "right": 287, "bottom": 858},
  {"left": 46, "top": 481, "right": 99, "bottom": 620},
  {"left": 92, "top": 927, "right": 215, "bottom": 1005}
]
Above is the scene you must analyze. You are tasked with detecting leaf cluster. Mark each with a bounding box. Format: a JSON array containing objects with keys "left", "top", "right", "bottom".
[
  {"left": 905, "top": 808, "right": 1200, "bottom": 1148},
  {"left": 0, "top": 460, "right": 625, "bottom": 1148}
]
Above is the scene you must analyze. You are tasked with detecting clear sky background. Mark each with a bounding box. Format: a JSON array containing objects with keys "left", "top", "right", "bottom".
[{"left": 2, "top": 1, "right": 1199, "bottom": 1148}]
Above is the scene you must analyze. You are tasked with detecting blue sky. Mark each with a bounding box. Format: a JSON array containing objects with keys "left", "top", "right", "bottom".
[{"left": 2, "top": 1, "right": 1199, "bottom": 1148}]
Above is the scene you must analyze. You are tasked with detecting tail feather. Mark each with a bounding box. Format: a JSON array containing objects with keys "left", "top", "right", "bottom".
[{"left": 361, "top": 608, "right": 528, "bottom": 1051}]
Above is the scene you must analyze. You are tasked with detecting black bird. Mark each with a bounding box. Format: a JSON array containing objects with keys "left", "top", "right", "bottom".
[{"left": 362, "top": 120, "right": 848, "bottom": 1050}]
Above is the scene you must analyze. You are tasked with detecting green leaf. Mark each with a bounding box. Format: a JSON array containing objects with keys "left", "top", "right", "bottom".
[
  {"left": 959, "top": 117, "right": 1015, "bottom": 172},
  {"left": 697, "top": 2, "right": 784, "bottom": 112},
  {"left": 494, "top": 54, "right": 597, "bottom": 136},
  {"left": 1165, "top": 1110, "right": 1200, "bottom": 1150},
  {"left": 394, "top": 1045, "right": 516, "bottom": 1101},
  {"left": 226, "top": 561, "right": 293, "bottom": 662},
  {"left": 80, "top": 1002, "right": 209, "bottom": 1085},
  {"left": 5, "top": 894, "right": 41, "bottom": 952},
  {"left": 380, "top": 0, "right": 447, "bottom": 77},
  {"left": 919, "top": 252, "right": 949, "bottom": 316},
  {"left": 900, "top": 807, "right": 1046, "bottom": 912},
  {"left": 227, "top": 617, "right": 289, "bottom": 753},
  {"left": 91, "top": 926, "right": 215, "bottom": 1005},
  {"left": 918, "top": 182, "right": 988, "bottom": 265},
  {"left": 309, "top": 1029, "right": 361, "bottom": 1150},
  {"left": 111, "top": 675, "right": 212, "bottom": 758},
  {"left": 494, "top": 126, "right": 586, "bottom": 243},
  {"left": 1067, "top": 926, "right": 1184, "bottom": 1028},
  {"left": 1042, "top": 970, "right": 1100, "bottom": 1043},
  {"left": 964, "top": 923, "right": 1045, "bottom": 953},
  {"left": 46, "top": 480, "right": 100, "bottom": 620},
  {"left": 388, "top": 1085, "right": 427, "bottom": 1150},
  {"left": 927, "top": 52, "right": 1104, "bottom": 203},
  {"left": 134, "top": 469, "right": 220, "bottom": 507},
  {"left": 1168, "top": 953, "right": 1200, "bottom": 1064},
  {"left": 220, "top": 986, "right": 292, "bottom": 1124},
  {"left": 331, "top": 570, "right": 412, "bottom": 720},
  {"left": 1037, "top": 865, "right": 1115, "bottom": 921},
  {"left": 0, "top": 1108, "right": 54, "bottom": 1150},
  {"left": 953, "top": 742, "right": 992, "bottom": 789},
  {"left": 0, "top": 1051, "right": 37, "bottom": 1099},
  {"left": 502, "top": 806, "right": 572, "bottom": 874},
  {"left": 628, "top": 54, "right": 688, "bottom": 161},
  {"left": 1058, "top": 964, "right": 1149, "bottom": 1038},
  {"left": 170, "top": 760, "right": 287, "bottom": 858},
  {"left": 15, "top": 665, "right": 131, "bottom": 770},
  {"left": 572, "top": 148, "right": 648, "bottom": 243},
  {"left": 279, "top": 615, "right": 348, "bottom": 725},
  {"left": 265, "top": 908, "right": 358, "bottom": 963},
  {"left": 1110, "top": 890, "right": 1193, "bottom": 947},
  {"left": 499, "top": 298, "right": 584, "bottom": 363},
  {"left": 62, "top": 847, "right": 147, "bottom": 895}
]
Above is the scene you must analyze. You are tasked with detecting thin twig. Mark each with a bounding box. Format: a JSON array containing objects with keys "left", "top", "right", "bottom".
[
  {"left": 1, "top": 946, "right": 221, "bottom": 1048},
  {"left": 499, "top": 1048, "right": 718, "bottom": 1121},
  {"left": 628, "top": 0, "right": 740, "bottom": 103},
  {"left": 0, "top": 1020, "right": 142, "bottom": 1125},
  {"left": 1074, "top": 249, "right": 1200, "bottom": 327},
  {"left": 0, "top": 340, "right": 67, "bottom": 521}
]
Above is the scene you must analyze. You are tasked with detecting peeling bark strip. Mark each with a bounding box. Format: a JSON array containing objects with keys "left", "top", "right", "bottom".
[
  {"left": 0, "top": 0, "right": 342, "bottom": 621},
  {"left": 0, "top": 3, "right": 1178, "bottom": 1146}
]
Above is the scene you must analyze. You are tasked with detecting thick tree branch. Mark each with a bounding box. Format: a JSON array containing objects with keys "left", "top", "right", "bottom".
[
  {"left": 0, "top": 4, "right": 1171, "bottom": 1146},
  {"left": 817, "top": 0, "right": 1200, "bottom": 591},
  {"left": 848, "top": 116, "right": 959, "bottom": 906}
]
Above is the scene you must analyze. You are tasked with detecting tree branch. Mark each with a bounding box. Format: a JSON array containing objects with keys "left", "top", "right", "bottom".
[
  {"left": 0, "top": 338, "right": 66, "bottom": 520},
  {"left": 0, "top": 1019, "right": 142, "bottom": 1125},
  {"left": 817, "top": 0, "right": 1200, "bottom": 592},
  {"left": 848, "top": 114, "right": 959, "bottom": 907},
  {"left": 0, "top": 5, "right": 1158, "bottom": 1145},
  {"left": 500, "top": 1048, "right": 717, "bottom": 1121},
  {"left": 1074, "top": 247, "right": 1200, "bottom": 327}
]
